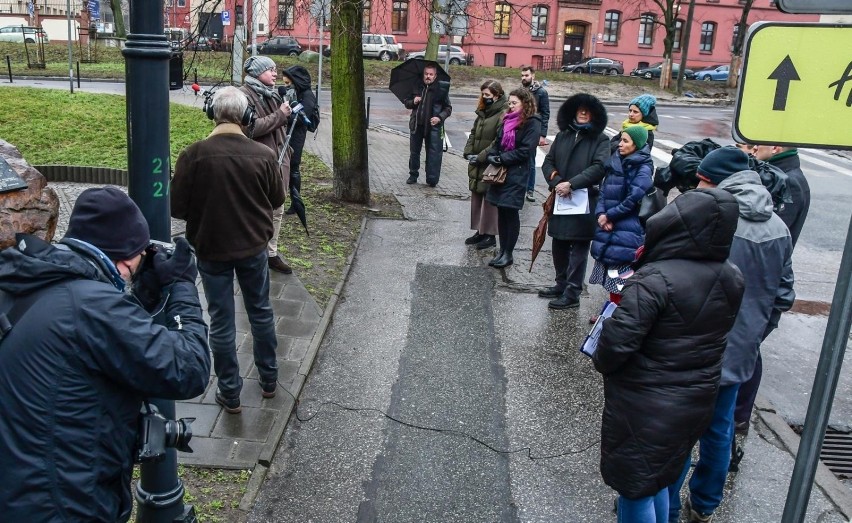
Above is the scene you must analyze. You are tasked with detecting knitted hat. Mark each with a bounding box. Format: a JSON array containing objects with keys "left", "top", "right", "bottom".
[
  {"left": 629, "top": 94, "right": 657, "bottom": 117},
  {"left": 243, "top": 55, "right": 276, "bottom": 78},
  {"left": 697, "top": 146, "right": 751, "bottom": 185},
  {"left": 64, "top": 187, "right": 150, "bottom": 260},
  {"left": 622, "top": 125, "right": 648, "bottom": 150}
]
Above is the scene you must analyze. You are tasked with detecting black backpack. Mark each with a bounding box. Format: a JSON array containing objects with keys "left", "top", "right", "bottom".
[{"left": 307, "top": 102, "right": 320, "bottom": 133}]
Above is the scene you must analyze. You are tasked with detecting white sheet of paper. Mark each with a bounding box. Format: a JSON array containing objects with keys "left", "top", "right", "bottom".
[{"left": 553, "top": 188, "right": 589, "bottom": 215}]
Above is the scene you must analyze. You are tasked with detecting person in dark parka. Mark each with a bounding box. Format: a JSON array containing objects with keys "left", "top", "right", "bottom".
[
  {"left": 593, "top": 189, "right": 745, "bottom": 522},
  {"left": 0, "top": 187, "right": 211, "bottom": 522},
  {"left": 280, "top": 65, "right": 317, "bottom": 216},
  {"left": 484, "top": 88, "right": 542, "bottom": 269},
  {"left": 404, "top": 63, "right": 453, "bottom": 187},
  {"left": 539, "top": 93, "right": 610, "bottom": 309}
]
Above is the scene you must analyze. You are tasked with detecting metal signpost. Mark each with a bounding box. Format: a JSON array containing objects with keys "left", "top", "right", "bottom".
[{"left": 733, "top": 13, "right": 852, "bottom": 522}]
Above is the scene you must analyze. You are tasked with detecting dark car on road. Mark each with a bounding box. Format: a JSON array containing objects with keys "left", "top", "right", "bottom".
[
  {"left": 630, "top": 62, "right": 695, "bottom": 80},
  {"left": 254, "top": 36, "right": 302, "bottom": 56},
  {"left": 561, "top": 57, "right": 623, "bottom": 75}
]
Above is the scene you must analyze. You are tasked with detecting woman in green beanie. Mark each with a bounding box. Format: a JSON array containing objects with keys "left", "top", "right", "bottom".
[
  {"left": 590, "top": 125, "right": 654, "bottom": 311},
  {"left": 610, "top": 94, "right": 659, "bottom": 153}
]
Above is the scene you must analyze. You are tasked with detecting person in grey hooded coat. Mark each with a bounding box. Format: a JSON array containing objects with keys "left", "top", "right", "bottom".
[{"left": 668, "top": 146, "right": 794, "bottom": 523}]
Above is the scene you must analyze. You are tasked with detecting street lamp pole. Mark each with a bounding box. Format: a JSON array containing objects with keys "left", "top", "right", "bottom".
[{"left": 123, "top": 2, "right": 195, "bottom": 520}]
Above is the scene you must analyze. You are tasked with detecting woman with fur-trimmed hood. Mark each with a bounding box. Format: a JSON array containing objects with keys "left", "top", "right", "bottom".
[{"left": 538, "top": 93, "right": 610, "bottom": 309}]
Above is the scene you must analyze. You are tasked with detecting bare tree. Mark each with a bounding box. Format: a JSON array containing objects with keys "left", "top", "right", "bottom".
[
  {"left": 620, "top": 0, "right": 681, "bottom": 89},
  {"left": 330, "top": 0, "right": 370, "bottom": 203},
  {"left": 728, "top": 0, "right": 754, "bottom": 88},
  {"left": 109, "top": 0, "right": 126, "bottom": 38}
]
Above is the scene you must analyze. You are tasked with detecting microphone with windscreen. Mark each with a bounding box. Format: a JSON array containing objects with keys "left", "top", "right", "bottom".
[{"left": 278, "top": 87, "right": 312, "bottom": 129}]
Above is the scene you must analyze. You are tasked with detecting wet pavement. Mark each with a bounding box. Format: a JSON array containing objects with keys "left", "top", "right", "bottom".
[{"left": 8, "top": 78, "right": 852, "bottom": 521}]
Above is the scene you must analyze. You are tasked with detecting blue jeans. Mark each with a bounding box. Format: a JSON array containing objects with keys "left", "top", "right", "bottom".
[
  {"left": 618, "top": 488, "right": 669, "bottom": 522},
  {"left": 527, "top": 154, "right": 537, "bottom": 191},
  {"left": 668, "top": 384, "right": 740, "bottom": 522},
  {"left": 198, "top": 249, "right": 278, "bottom": 397}
]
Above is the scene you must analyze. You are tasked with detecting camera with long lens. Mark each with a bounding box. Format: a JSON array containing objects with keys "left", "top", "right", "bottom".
[{"left": 135, "top": 401, "right": 195, "bottom": 463}]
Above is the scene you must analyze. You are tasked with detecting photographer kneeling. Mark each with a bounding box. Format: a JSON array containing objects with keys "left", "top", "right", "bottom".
[{"left": 0, "top": 187, "right": 211, "bottom": 522}]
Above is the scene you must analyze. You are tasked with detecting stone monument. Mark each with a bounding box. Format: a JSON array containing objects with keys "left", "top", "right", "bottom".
[{"left": 0, "top": 140, "right": 59, "bottom": 250}]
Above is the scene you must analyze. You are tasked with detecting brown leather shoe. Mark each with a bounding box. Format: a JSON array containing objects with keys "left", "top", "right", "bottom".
[{"left": 268, "top": 255, "right": 293, "bottom": 274}]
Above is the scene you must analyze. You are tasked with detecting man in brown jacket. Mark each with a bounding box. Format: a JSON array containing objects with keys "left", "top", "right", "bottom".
[
  {"left": 239, "top": 55, "right": 294, "bottom": 274},
  {"left": 171, "top": 86, "right": 286, "bottom": 414}
]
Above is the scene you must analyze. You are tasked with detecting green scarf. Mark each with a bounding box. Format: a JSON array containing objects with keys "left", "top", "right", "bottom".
[{"left": 621, "top": 120, "right": 657, "bottom": 132}]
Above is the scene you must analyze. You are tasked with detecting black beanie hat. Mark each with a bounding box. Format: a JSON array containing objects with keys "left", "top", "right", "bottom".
[
  {"left": 64, "top": 186, "right": 150, "bottom": 260},
  {"left": 697, "top": 146, "right": 751, "bottom": 185}
]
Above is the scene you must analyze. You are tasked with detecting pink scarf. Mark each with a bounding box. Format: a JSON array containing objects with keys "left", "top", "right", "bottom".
[{"left": 500, "top": 110, "right": 522, "bottom": 151}]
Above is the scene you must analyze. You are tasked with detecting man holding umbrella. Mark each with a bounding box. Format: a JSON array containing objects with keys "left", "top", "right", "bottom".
[{"left": 396, "top": 61, "right": 452, "bottom": 187}]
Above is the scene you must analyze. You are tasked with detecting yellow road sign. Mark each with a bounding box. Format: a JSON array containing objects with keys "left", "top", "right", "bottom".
[{"left": 734, "top": 22, "right": 852, "bottom": 150}]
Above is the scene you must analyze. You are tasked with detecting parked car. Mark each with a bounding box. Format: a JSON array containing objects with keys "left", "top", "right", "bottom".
[
  {"left": 630, "top": 62, "right": 695, "bottom": 80},
  {"left": 361, "top": 34, "right": 404, "bottom": 61},
  {"left": 561, "top": 57, "right": 623, "bottom": 75},
  {"left": 0, "top": 25, "right": 48, "bottom": 44},
  {"left": 254, "top": 36, "right": 302, "bottom": 56},
  {"left": 694, "top": 64, "right": 729, "bottom": 81},
  {"left": 407, "top": 45, "right": 472, "bottom": 66},
  {"left": 186, "top": 36, "right": 216, "bottom": 51}
]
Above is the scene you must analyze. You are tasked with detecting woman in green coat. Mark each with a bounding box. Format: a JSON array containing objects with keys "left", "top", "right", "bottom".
[{"left": 463, "top": 80, "right": 507, "bottom": 250}]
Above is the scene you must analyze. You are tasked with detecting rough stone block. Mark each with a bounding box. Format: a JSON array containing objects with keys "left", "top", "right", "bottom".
[{"left": 0, "top": 140, "right": 59, "bottom": 250}]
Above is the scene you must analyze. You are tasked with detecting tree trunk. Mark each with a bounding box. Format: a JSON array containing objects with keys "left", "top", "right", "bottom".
[
  {"left": 109, "top": 0, "right": 126, "bottom": 38},
  {"left": 659, "top": 57, "right": 672, "bottom": 90},
  {"left": 425, "top": 0, "right": 441, "bottom": 61},
  {"left": 727, "top": 0, "right": 753, "bottom": 88},
  {"left": 330, "top": 0, "right": 369, "bottom": 203}
]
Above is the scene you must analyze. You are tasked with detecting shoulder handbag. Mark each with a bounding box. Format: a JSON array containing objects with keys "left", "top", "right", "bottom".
[
  {"left": 638, "top": 187, "right": 666, "bottom": 225},
  {"left": 482, "top": 163, "right": 507, "bottom": 185}
]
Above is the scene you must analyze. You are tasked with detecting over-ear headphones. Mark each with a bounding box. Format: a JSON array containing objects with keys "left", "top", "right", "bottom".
[{"left": 203, "top": 93, "right": 256, "bottom": 126}]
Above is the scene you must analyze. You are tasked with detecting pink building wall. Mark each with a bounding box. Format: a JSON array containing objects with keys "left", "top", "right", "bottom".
[{"left": 593, "top": 0, "right": 818, "bottom": 73}]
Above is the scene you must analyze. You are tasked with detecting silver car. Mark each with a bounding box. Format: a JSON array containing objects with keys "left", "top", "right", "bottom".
[
  {"left": 362, "top": 34, "right": 404, "bottom": 61},
  {"left": 408, "top": 45, "right": 470, "bottom": 66},
  {"left": 0, "top": 26, "right": 49, "bottom": 44}
]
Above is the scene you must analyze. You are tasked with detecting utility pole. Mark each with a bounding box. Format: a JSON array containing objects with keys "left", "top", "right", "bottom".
[
  {"left": 251, "top": 0, "right": 258, "bottom": 57},
  {"left": 65, "top": 0, "right": 73, "bottom": 93},
  {"left": 232, "top": 3, "right": 245, "bottom": 83},
  {"left": 676, "top": 0, "right": 696, "bottom": 94},
  {"left": 123, "top": 2, "right": 195, "bottom": 520}
]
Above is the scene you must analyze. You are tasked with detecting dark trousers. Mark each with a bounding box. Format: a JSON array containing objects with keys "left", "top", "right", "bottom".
[
  {"left": 734, "top": 352, "right": 763, "bottom": 424},
  {"left": 552, "top": 238, "right": 590, "bottom": 301},
  {"left": 497, "top": 207, "right": 520, "bottom": 256},
  {"left": 289, "top": 128, "right": 307, "bottom": 200},
  {"left": 409, "top": 125, "right": 443, "bottom": 185},
  {"left": 198, "top": 249, "right": 278, "bottom": 397}
]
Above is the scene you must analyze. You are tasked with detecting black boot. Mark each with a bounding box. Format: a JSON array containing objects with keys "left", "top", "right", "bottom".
[
  {"left": 475, "top": 235, "right": 496, "bottom": 250},
  {"left": 548, "top": 295, "right": 580, "bottom": 310},
  {"left": 465, "top": 232, "right": 484, "bottom": 245},
  {"left": 488, "top": 251, "right": 505, "bottom": 266},
  {"left": 492, "top": 251, "right": 513, "bottom": 269},
  {"left": 538, "top": 285, "right": 565, "bottom": 298}
]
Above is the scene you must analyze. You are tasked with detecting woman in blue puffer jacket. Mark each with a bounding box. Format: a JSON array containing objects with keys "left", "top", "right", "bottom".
[{"left": 590, "top": 125, "right": 654, "bottom": 307}]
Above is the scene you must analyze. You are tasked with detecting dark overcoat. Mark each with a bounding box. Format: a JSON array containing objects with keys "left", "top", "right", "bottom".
[
  {"left": 463, "top": 96, "right": 508, "bottom": 194},
  {"left": 541, "top": 93, "right": 610, "bottom": 241},
  {"left": 593, "top": 189, "right": 745, "bottom": 499},
  {"left": 485, "top": 114, "right": 542, "bottom": 210}
]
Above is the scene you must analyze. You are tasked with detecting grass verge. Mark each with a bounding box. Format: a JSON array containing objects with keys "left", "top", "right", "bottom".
[{"left": 1, "top": 86, "right": 401, "bottom": 520}]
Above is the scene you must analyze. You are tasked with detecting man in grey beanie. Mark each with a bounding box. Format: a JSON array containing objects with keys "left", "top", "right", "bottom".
[{"left": 239, "top": 55, "right": 295, "bottom": 274}]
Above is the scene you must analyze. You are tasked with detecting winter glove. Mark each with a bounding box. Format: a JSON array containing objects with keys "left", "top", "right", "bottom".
[
  {"left": 487, "top": 154, "right": 502, "bottom": 166},
  {"left": 467, "top": 154, "right": 478, "bottom": 165}
]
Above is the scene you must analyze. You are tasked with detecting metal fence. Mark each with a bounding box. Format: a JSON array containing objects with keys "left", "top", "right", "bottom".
[
  {"left": 0, "top": 1, "right": 84, "bottom": 16},
  {"left": 535, "top": 55, "right": 563, "bottom": 72}
]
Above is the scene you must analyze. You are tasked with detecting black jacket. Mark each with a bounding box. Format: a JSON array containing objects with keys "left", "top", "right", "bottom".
[
  {"left": 529, "top": 82, "right": 550, "bottom": 137},
  {"left": 281, "top": 65, "right": 317, "bottom": 151},
  {"left": 771, "top": 152, "right": 810, "bottom": 248},
  {"left": 541, "top": 93, "right": 610, "bottom": 241},
  {"left": 485, "top": 114, "right": 542, "bottom": 210},
  {"left": 0, "top": 235, "right": 210, "bottom": 522},
  {"left": 593, "top": 189, "right": 745, "bottom": 499},
  {"left": 404, "top": 80, "right": 452, "bottom": 133}
]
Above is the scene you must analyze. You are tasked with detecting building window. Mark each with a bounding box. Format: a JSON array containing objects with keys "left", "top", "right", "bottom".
[
  {"left": 603, "top": 11, "right": 620, "bottom": 43},
  {"left": 277, "top": 0, "right": 294, "bottom": 29},
  {"left": 392, "top": 1, "right": 408, "bottom": 33},
  {"left": 672, "top": 19, "right": 683, "bottom": 51},
  {"left": 530, "top": 5, "right": 548, "bottom": 40},
  {"left": 494, "top": 3, "right": 511, "bottom": 37},
  {"left": 700, "top": 21, "right": 716, "bottom": 52},
  {"left": 638, "top": 13, "right": 655, "bottom": 46},
  {"left": 177, "top": 0, "right": 185, "bottom": 6},
  {"left": 259, "top": 23, "right": 265, "bottom": 32},
  {"left": 362, "top": 0, "right": 371, "bottom": 32},
  {"left": 494, "top": 53, "right": 507, "bottom": 66}
]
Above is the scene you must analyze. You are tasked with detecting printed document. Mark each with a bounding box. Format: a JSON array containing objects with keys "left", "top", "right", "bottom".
[
  {"left": 580, "top": 301, "right": 618, "bottom": 357},
  {"left": 553, "top": 188, "right": 589, "bottom": 215}
]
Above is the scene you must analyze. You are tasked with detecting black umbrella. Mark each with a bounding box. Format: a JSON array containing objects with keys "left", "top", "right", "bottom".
[
  {"left": 278, "top": 118, "right": 309, "bottom": 236},
  {"left": 389, "top": 58, "right": 451, "bottom": 104}
]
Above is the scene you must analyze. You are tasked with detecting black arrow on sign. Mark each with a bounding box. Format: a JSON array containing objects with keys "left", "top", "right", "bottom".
[{"left": 768, "top": 55, "right": 801, "bottom": 111}]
